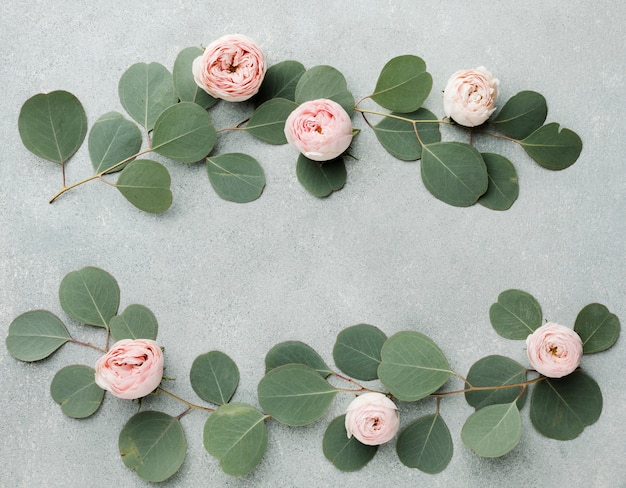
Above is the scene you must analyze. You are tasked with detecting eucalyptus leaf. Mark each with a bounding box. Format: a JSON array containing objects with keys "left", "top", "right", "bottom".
[
  {"left": 256, "top": 60, "right": 306, "bottom": 105},
  {"left": 332, "top": 324, "right": 387, "bottom": 381},
  {"left": 244, "top": 98, "right": 298, "bottom": 144},
  {"left": 489, "top": 289, "right": 542, "bottom": 339},
  {"left": 18, "top": 90, "right": 87, "bottom": 164},
  {"left": 396, "top": 413, "right": 453, "bottom": 474},
  {"left": 206, "top": 153, "right": 266, "bottom": 203},
  {"left": 6, "top": 310, "right": 71, "bottom": 361},
  {"left": 116, "top": 159, "right": 172, "bottom": 214},
  {"left": 322, "top": 415, "right": 378, "bottom": 471},
  {"left": 295, "top": 65, "right": 354, "bottom": 116},
  {"left": 574, "top": 303, "right": 620, "bottom": 354},
  {"left": 464, "top": 355, "right": 527, "bottom": 409},
  {"left": 119, "top": 411, "right": 186, "bottom": 482},
  {"left": 492, "top": 91, "right": 548, "bottom": 139},
  {"left": 370, "top": 55, "right": 432, "bottom": 113},
  {"left": 461, "top": 402, "right": 522, "bottom": 458},
  {"left": 203, "top": 403, "right": 268, "bottom": 477},
  {"left": 190, "top": 351, "right": 240, "bottom": 405},
  {"left": 173, "top": 47, "right": 217, "bottom": 108},
  {"left": 59, "top": 266, "right": 120, "bottom": 328},
  {"left": 257, "top": 364, "right": 337, "bottom": 426},
  {"left": 50, "top": 365, "right": 104, "bottom": 418},
  {"left": 378, "top": 331, "right": 451, "bottom": 402},
  {"left": 478, "top": 153, "right": 519, "bottom": 211},
  {"left": 296, "top": 155, "right": 347, "bottom": 198},
  {"left": 264, "top": 340, "right": 332, "bottom": 377},
  {"left": 530, "top": 371, "right": 602, "bottom": 440},
  {"left": 109, "top": 304, "right": 158, "bottom": 341},
  {"left": 420, "top": 142, "right": 488, "bottom": 207},
  {"left": 519, "top": 123, "right": 582, "bottom": 170},
  {"left": 118, "top": 62, "right": 177, "bottom": 131},
  {"left": 152, "top": 102, "right": 217, "bottom": 163},
  {"left": 88, "top": 111, "right": 142, "bottom": 174}
]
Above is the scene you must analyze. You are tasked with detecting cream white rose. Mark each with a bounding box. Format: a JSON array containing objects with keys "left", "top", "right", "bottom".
[
  {"left": 344, "top": 392, "right": 399, "bottom": 446},
  {"left": 443, "top": 66, "right": 499, "bottom": 127},
  {"left": 526, "top": 322, "right": 583, "bottom": 378}
]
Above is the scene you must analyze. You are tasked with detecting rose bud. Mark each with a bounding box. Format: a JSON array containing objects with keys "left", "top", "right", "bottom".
[
  {"left": 344, "top": 392, "right": 400, "bottom": 446},
  {"left": 526, "top": 322, "right": 583, "bottom": 378},
  {"left": 443, "top": 66, "right": 499, "bottom": 127}
]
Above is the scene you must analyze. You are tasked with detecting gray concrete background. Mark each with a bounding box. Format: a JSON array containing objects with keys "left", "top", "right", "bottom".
[{"left": 1, "top": 1, "right": 624, "bottom": 487}]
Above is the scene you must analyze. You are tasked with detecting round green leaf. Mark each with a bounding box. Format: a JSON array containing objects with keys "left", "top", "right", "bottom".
[
  {"left": 378, "top": 331, "right": 451, "bottom": 402},
  {"left": 296, "top": 155, "right": 347, "bottom": 198},
  {"left": 420, "top": 142, "right": 488, "bottom": 207},
  {"left": 190, "top": 351, "right": 240, "bottom": 405},
  {"left": 295, "top": 65, "right": 354, "bottom": 117},
  {"left": 396, "top": 413, "right": 453, "bottom": 474},
  {"left": 203, "top": 403, "right": 268, "bottom": 477},
  {"left": 109, "top": 304, "right": 158, "bottom": 341},
  {"left": 492, "top": 90, "right": 548, "bottom": 140},
  {"left": 489, "top": 289, "right": 542, "bottom": 340},
  {"left": 119, "top": 411, "right": 186, "bottom": 482},
  {"left": 206, "top": 153, "right": 266, "bottom": 203},
  {"left": 18, "top": 90, "right": 87, "bottom": 164},
  {"left": 6, "top": 310, "right": 70, "bottom": 361},
  {"left": 520, "top": 122, "right": 582, "bottom": 170},
  {"left": 332, "top": 324, "right": 387, "bottom": 381},
  {"left": 372, "top": 108, "right": 441, "bottom": 161},
  {"left": 530, "top": 371, "right": 602, "bottom": 440},
  {"left": 256, "top": 60, "right": 305, "bottom": 105},
  {"left": 116, "top": 159, "right": 173, "bottom": 214},
  {"left": 152, "top": 102, "right": 217, "bottom": 163},
  {"left": 88, "top": 111, "right": 142, "bottom": 174},
  {"left": 465, "top": 355, "right": 528, "bottom": 409},
  {"left": 244, "top": 98, "right": 298, "bottom": 144},
  {"left": 478, "top": 152, "right": 519, "bottom": 211},
  {"left": 257, "top": 364, "right": 337, "bottom": 426},
  {"left": 59, "top": 266, "right": 120, "bottom": 328},
  {"left": 50, "top": 365, "right": 104, "bottom": 418},
  {"left": 370, "top": 55, "right": 433, "bottom": 113},
  {"left": 461, "top": 402, "right": 522, "bottom": 458},
  {"left": 322, "top": 414, "right": 378, "bottom": 471},
  {"left": 118, "top": 62, "right": 177, "bottom": 131},
  {"left": 574, "top": 303, "right": 621, "bottom": 354},
  {"left": 173, "top": 47, "right": 217, "bottom": 108},
  {"left": 264, "top": 340, "right": 331, "bottom": 377}
]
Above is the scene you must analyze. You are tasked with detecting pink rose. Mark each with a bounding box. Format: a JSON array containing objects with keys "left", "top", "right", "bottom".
[
  {"left": 284, "top": 98, "right": 353, "bottom": 161},
  {"left": 192, "top": 34, "right": 266, "bottom": 102},
  {"left": 344, "top": 392, "right": 400, "bottom": 446},
  {"left": 443, "top": 66, "right": 499, "bottom": 127},
  {"left": 526, "top": 322, "right": 583, "bottom": 378},
  {"left": 95, "top": 339, "right": 164, "bottom": 400}
]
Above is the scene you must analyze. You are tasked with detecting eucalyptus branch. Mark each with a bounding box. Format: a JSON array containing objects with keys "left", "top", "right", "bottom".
[
  {"left": 68, "top": 337, "right": 107, "bottom": 354},
  {"left": 157, "top": 387, "right": 215, "bottom": 413},
  {"left": 354, "top": 107, "right": 447, "bottom": 125},
  {"left": 430, "top": 375, "right": 547, "bottom": 398}
]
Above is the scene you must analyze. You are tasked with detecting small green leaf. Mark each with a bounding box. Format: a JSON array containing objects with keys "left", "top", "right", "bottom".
[
  {"left": 119, "top": 411, "right": 186, "bottom": 482},
  {"left": 18, "top": 90, "right": 87, "bottom": 164},
  {"left": 372, "top": 108, "right": 441, "bottom": 161},
  {"left": 118, "top": 62, "right": 177, "bottom": 131},
  {"left": 116, "top": 159, "right": 173, "bottom": 214},
  {"left": 520, "top": 122, "right": 582, "bottom": 170},
  {"left": 264, "top": 340, "right": 331, "bottom": 377},
  {"left": 492, "top": 91, "right": 548, "bottom": 139},
  {"left": 190, "top": 351, "right": 240, "bottom": 405},
  {"left": 256, "top": 60, "right": 306, "bottom": 105},
  {"left": 50, "top": 365, "right": 104, "bottom": 418},
  {"left": 59, "top": 266, "right": 120, "bottom": 328},
  {"left": 370, "top": 55, "right": 433, "bottom": 113},
  {"left": 109, "top": 304, "right": 158, "bottom": 341},
  {"left": 461, "top": 402, "right": 522, "bottom": 458},
  {"left": 173, "top": 47, "right": 217, "bottom": 108},
  {"left": 152, "top": 102, "right": 217, "bottom": 163},
  {"left": 478, "top": 153, "right": 519, "bottom": 211},
  {"left": 464, "top": 355, "right": 528, "bottom": 409},
  {"left": 296, "top": 155, "right": 347, "bottom": 198},
  {"left": 489, "top": 289, "right": 542, "bottom": 340},
  {"left": 257, "top": 364, "right": 337, "bottom": 426},
  {"left": 323, "top": 415, "right": 378, "bottom": 471},
  {"left": 244, "top": 98, "right": 298, "bottom": 144},
  {"left": 203, "top": 403, "right": 268, "bottom": 477},
  {"left": 530, "top": 371, "right": 602, "bottom": 440},
  {"left": 332, "top": 324, "right": 387, "bottom": 381},
  {"left": 6, "top": 310, "right": 70, "bottom": 361},
  {"left": 420, "top": 142, "right": 488, "bottom": 207},
  {"left": 295, "top": 65, "right": 354, "bottom": 116},
  {"left": 378, "top": 331, "right": 451, "bottom": 402},
  {"left": 574, "top": 303, "right": 620, "bottom": 354},
  {"left": 206, "top": 153, "right": 266, "bottom": 203},
  {"left": 396, "top": 413, "right": 453, "bottom": 474},
  {"left": 88, "top": 111, "right": 142, "bottom": 174}
]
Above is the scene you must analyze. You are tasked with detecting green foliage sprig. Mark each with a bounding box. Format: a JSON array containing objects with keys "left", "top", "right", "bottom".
[{"left": 6, "top": 267, "right": 620, "bottom": 481}]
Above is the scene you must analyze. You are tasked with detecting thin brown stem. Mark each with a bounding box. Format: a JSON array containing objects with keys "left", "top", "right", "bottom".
[
  {"left": 157, "top": 387, "right": 215, "bottom": 413},
  {"left": 431, "top": 375, "right": 546, "bottom": 398},
  {"left": 68, "top": 337, "right": 107, "bottom": 354}
]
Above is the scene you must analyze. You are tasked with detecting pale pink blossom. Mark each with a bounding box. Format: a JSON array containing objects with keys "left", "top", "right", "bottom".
[
  {"left": 345, "top": 392, "right": 399, "bottom": 446},
  {"left": 192, "top": 34, "right": 266, "bottom": 102},
  {"left": 443, "top": 66, "right": 499, "bottom": 127},
  {"left": 95, "top": 339, "right": 163, "bottom": 400},
  {"left": 526, "top": 322, "right": 583, "bottom": 378}
]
